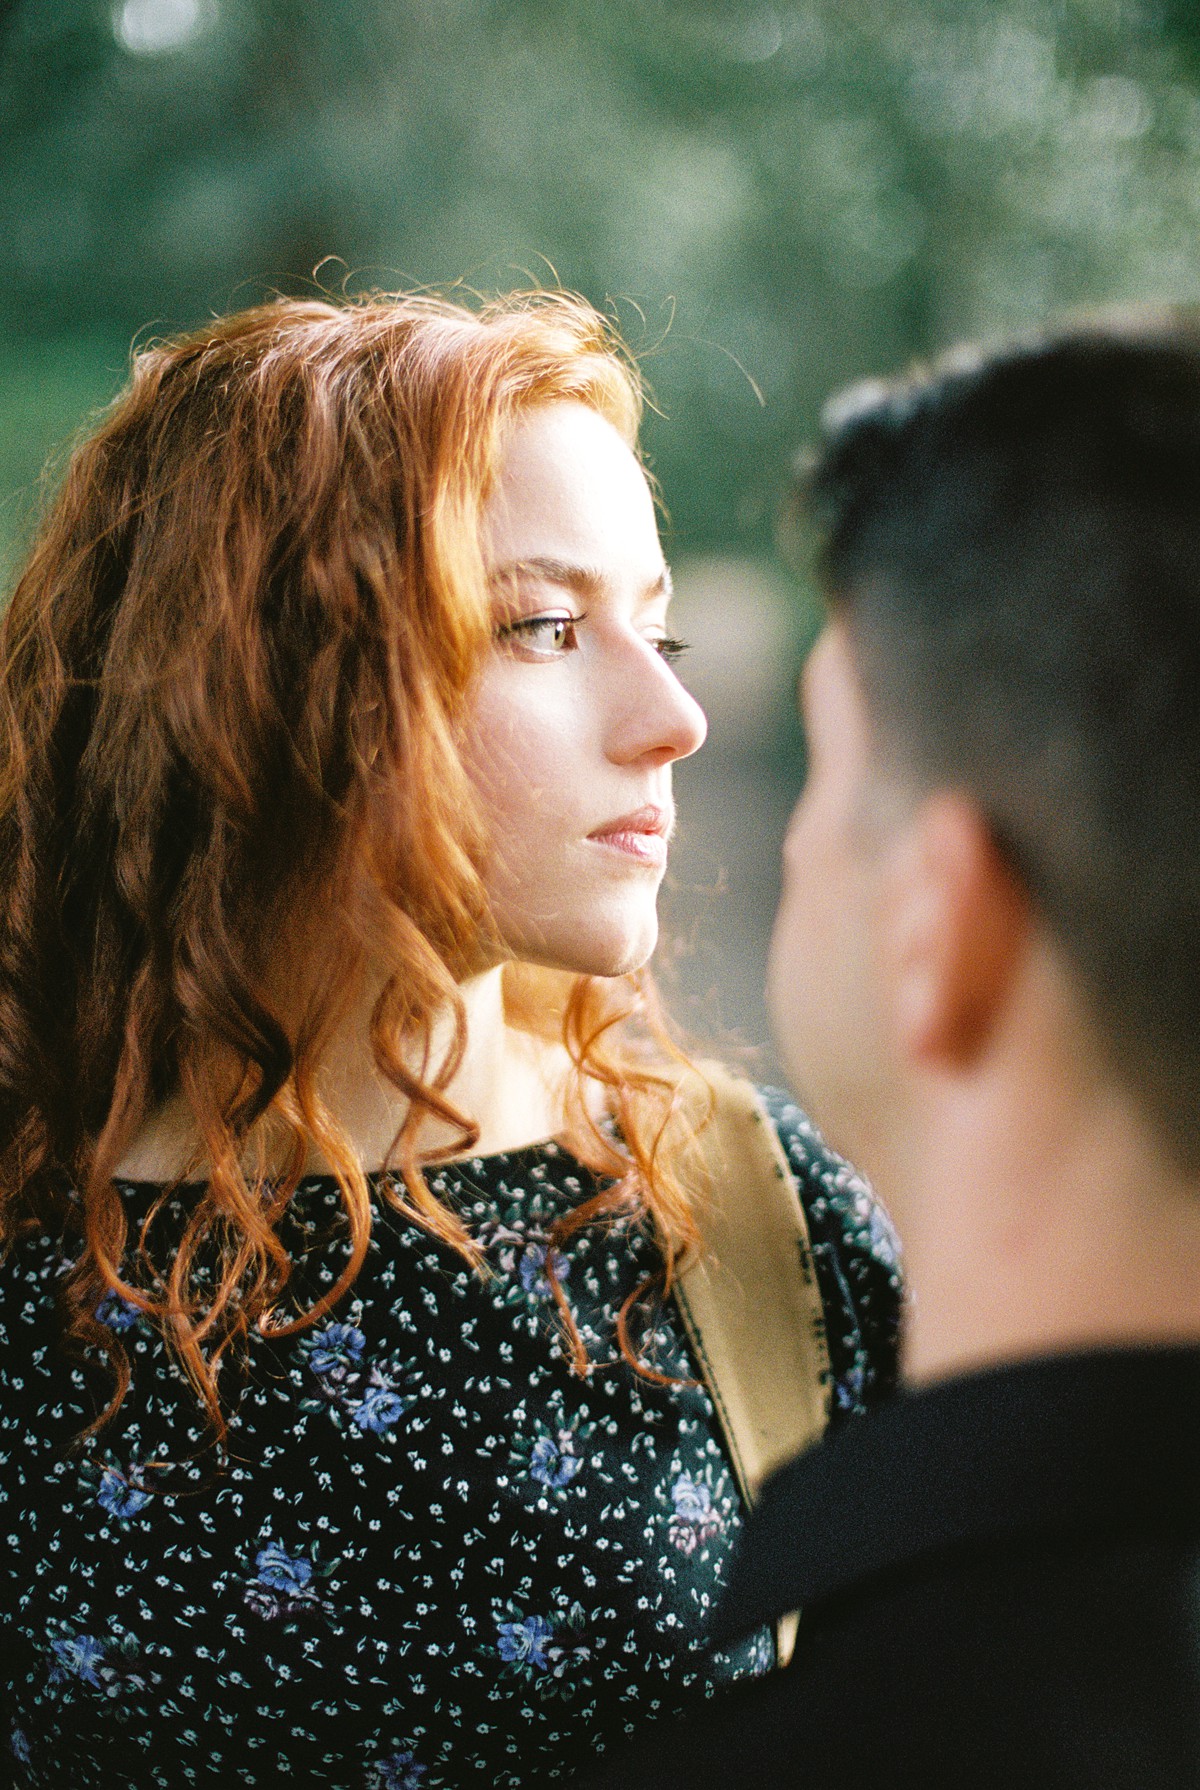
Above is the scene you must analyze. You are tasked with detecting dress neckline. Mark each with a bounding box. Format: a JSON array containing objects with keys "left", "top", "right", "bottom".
[{"left": 110, "top": 1133, "right": 569, "bottom": 1193}]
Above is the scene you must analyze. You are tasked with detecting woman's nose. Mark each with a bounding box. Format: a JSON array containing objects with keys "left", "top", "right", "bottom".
[{"left": 607, "top": 639, "right": 708, "bottom": 768}]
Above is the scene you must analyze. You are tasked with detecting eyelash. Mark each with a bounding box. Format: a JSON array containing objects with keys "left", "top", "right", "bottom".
[
  {"left": 499, "top": 614, "right": 580, "bottom": 652},
  {"left": 497, "top": 614, "right": 690, "bottom": 663}
]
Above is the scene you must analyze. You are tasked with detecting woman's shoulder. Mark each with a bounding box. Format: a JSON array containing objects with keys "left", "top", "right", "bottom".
[
  {"left": 754, "top": 1085, "right": 901, "bottom": 1274},
  {"left": 754, "top": 1083, "right": 904, "bottom": 1421}
]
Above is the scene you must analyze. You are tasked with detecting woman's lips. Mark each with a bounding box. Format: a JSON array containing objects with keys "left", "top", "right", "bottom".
[{"left": 587, "top": 806, "right": 670, "bottom": 868}]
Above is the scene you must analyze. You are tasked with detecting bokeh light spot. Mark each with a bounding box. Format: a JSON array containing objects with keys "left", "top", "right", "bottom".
[{"left": 113, "top": 0, "right": 211, "bottom": 57}]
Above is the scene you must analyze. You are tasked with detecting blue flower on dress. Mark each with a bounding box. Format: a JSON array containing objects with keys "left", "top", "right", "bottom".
[
  {"left": 351, "top": 1372, "right": 407, "bottom": 1433},
  {"left": 10, "top": 1725, "right": 30, "bottom": 1763},
  {"left": 365, "top": 1749, "right": 426, "bottom": 1790},
  {"left": 48, "top": 1632, "right": 107, "bottom": 1688},
  {"left": 529, "top": 1431, "right": 583, "bottom": 1489},
  {"left": 96, "top": 1466, "right": 151, "bottom": 1520},
  {"left": 496, "top": 1612, "right": 553, "bottom": 1671},
  {"left": 254, "top": 1542, "right": 313, "bottom": 1594},
  {"left": 297, "top": 1313, "right": 414, "bottom": 1437},
  {"left": 667, "top": 1472, "right": 724, "bottom": 1555},
  {"left": 43, "top": 1621, "right": 157, "bottom": 1704},
  {"left": 81, "top": 1450, "right": 160, "bottom": 1521},
  {"left": 509, "top": 1412, "right": 592, "bottom": 1498},
  {"left": 243, "top": 1539, "right": 332, "bottom": 1624},
  {"left": 477, "top": 1205, "right": 574, "bottom": 1309},
  {"left": 833, "top": 1360, "right": 867, "bottom": 1416},
  {"left": 493, "top": 1600, "right": 592, "bottom": 1700},
  {"left": 94, "top": 1290, "right": 140, "bottom": 1331},
  {"left": 306, "top": 1321, "right": 366, "bottom": 1378},
  {"left": 517, "top": 1241, "right": 569, "bottom": 1301}
]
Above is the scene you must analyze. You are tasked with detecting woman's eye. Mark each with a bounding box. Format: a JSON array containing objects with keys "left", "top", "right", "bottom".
[
  {"left": 653, "top": 635, "right": 690, "bottom": 665},
  {"left": 497, "top": 613, "right": 579, "bottom": 655}
]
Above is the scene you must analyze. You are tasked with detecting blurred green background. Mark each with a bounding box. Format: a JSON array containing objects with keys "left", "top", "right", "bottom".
[{"left": 4, "top": 0, "right": 1200, "bottom": 1061}]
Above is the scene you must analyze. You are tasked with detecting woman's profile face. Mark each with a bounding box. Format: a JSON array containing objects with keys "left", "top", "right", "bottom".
[{"left": 464, "top": 400, "right": 707, "bottom": 979}]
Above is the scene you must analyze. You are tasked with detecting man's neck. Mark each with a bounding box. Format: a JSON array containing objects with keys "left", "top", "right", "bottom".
[{"left": 895, "top": 1073, "right": 1200, "bottom": 1387}]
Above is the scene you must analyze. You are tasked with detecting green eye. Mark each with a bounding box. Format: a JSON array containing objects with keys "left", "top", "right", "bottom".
[{"left": 498, "top": 613, "right": 579, "bottom": 653}]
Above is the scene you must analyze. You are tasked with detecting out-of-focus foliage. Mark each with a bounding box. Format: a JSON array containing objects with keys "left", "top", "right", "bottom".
[
  {"left": 4, "top": 0, "right": 1200, "bottom": 1049},
  {"left": 4, "top": 0, "right": 1200, "bottom": 570}
]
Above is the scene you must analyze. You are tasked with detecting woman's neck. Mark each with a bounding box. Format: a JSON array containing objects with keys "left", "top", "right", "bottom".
[
  {"left": 114, "top": 964, "right": 574, "bottom": 1181},
  {"left": 318, "top": 964, "right": 572, "bottom": 1167}
]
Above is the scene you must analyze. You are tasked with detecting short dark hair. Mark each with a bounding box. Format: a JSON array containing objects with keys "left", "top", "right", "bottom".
[{"left": 800, "top": 311, "right": 1200, "bottom": 1171}]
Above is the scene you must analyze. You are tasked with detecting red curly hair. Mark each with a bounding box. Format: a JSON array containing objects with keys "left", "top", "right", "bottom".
[{"left": 0, "top": 290, "right": 706, "bottom": 1443}]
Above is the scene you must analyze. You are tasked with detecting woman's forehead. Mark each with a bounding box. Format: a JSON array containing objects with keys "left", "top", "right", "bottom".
[{"left": 484, "top": 400, "right": 660, "bottom": 572}]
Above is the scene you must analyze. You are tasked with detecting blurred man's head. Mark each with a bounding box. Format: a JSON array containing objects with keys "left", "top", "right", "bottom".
[{"left": 770, "top": 314, "right": 1200, "bottom": 1226}]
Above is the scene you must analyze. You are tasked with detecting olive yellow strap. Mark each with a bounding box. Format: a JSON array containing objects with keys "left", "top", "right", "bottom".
[{"left": 671, "top": 1061, "right": 831, "bottom": 1666}]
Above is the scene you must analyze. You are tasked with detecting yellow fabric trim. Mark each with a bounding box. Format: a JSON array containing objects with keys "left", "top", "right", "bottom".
[{"left": 671, "top": 1062, "right": 831, "bottom": 1667}]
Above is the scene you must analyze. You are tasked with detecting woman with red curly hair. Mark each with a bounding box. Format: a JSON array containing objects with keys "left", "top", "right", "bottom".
[{"left": 0, "top": 291, "right": 900, "bottom": 1786}]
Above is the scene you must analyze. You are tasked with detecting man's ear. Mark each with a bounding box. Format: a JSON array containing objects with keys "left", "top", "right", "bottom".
[{"left": 881, "top": 792, "right": 1030, "bottom": 1068}]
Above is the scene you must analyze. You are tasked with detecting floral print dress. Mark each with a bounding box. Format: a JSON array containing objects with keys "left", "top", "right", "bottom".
[{"left": 0, "top": 1090, "right": 901, "bottom": 1789}]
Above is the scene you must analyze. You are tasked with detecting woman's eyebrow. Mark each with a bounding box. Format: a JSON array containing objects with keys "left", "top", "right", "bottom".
[{"left": 488, "top": 556, "right": 673, "bottom": 601}]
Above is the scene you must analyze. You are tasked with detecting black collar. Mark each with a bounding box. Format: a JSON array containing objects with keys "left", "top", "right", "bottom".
[{"left": 713, "top": 1345, "right": 1200, "bottom": 1647}]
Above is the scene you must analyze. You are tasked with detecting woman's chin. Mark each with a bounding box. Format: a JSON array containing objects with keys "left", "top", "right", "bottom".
[{"left": 506, "top": 914, "right": 660, "bottom": 982}]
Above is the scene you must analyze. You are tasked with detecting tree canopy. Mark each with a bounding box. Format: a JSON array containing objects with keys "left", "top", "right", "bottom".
[{"left": 4, "top": 0, "right": 1200, "bottom": 571}]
